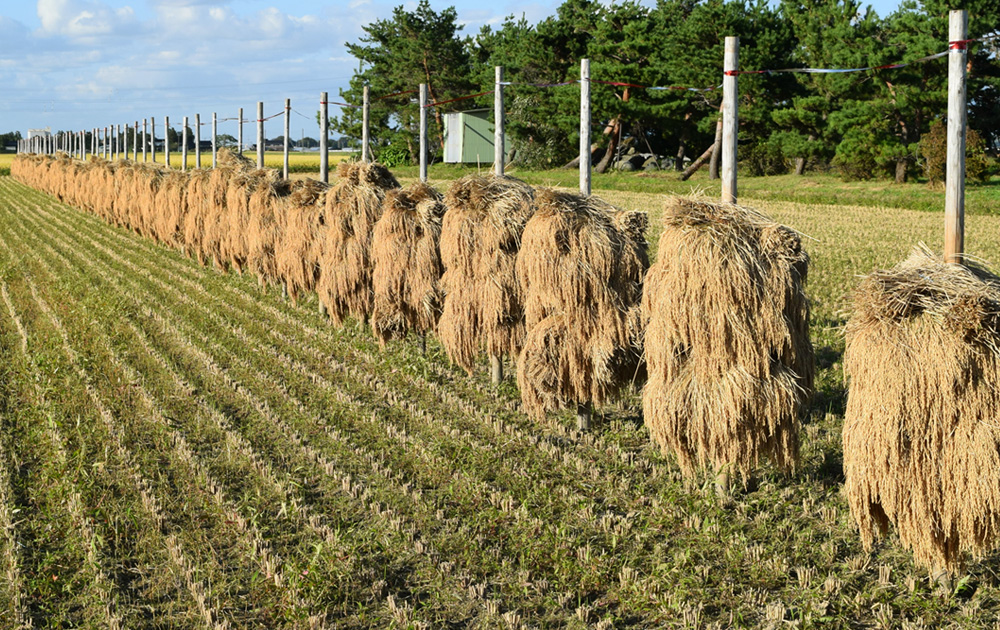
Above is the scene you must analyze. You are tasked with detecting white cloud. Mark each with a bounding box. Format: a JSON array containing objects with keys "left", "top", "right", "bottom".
[{"left": 36, "top": 0, "right": 137, "bottom": 38}]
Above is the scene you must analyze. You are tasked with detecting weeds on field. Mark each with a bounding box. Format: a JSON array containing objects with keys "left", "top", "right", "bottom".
[{"left": 7, "top": 175, "right": 1000, "bottom": 626}]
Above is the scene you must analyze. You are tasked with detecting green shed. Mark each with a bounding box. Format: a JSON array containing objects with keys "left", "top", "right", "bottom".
[{"left": 443, "top": 109, "right": 509, "bottom": 164}]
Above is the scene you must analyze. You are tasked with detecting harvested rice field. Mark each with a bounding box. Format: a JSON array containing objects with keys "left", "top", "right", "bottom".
[{"left": 5, "top": 171, "right": 1000, "bottom": 628}]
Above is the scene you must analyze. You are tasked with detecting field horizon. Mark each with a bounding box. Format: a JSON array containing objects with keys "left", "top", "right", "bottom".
[{"left": 2, "top": 164, "right": 1000, "bottom": 626}]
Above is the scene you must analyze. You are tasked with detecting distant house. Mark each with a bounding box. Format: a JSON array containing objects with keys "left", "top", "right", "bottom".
[
  {"left": 27, "top": 127, "right": 52, "bottom": 140},
  {"left": 443, "top": 109, "right": 508, "bottom": 164}
]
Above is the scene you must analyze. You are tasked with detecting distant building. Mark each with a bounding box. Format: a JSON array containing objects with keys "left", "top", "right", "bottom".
[
  {"left": 443, "top": 109, "right": 508, "bottom": 164},
  {"left": 27, "top": 127, "right": 52, "bottom": 140}
]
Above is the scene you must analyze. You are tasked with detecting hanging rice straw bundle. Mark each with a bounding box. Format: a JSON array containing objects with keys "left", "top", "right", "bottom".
[
  {"left": 642, "top": 198, "right": 813, "bottom": 483},
  {"left": 244, "top": 174, "right": 291, "bottom": 287},
  {"left": 196, "top": 148, "right": 254, "bottom": 269},
  {"left": 516, "top": 188, "right": 648, "bottom": 418},
  {"left": 370, "top": 182, "right": 446, "bottom": 345},
  {"left": 318, "top": 161, "right": 399, "bottom": 325},
  {"left": 438, "top": 174, "right": 535, "bottom": 374},
  {"left": 844, "top": 246, "right": 1000, "bottom": 576},
  {"left": 90, "top": 159, "right": 116, "bottom": 221},
  {"left": 274, "top": 178, "right": 329, "bottom": 302},
  {"left": 151, "top": 169, "right": 190, "bottom": 247},
  {"left": 222, "top": 168, "right": 260, "bottom": 273}
]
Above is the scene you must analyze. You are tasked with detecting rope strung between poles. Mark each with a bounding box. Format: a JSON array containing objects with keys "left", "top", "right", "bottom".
[{"left": 424, "top": 90, "right": 495, "bottom": 108}]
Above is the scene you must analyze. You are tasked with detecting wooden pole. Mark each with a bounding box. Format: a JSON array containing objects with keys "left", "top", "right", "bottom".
[
  {"left": 320, "top": 92, "right": 329, "bottom": 183},
  {"left": 117, "top": 124, "right": 122, "bottom": 159},
  {"left": 212, "top": 112, "right": 217, "bottom": 168},
  {"left": 362, "top": 85, "right": 370, "bottom": 163},
  {"left": 151, "top": 118, "right": 156, "bottom": 163},
  {"left": 143, "top": 119, "right": 148, "bottom": 163},
  {"left": 580, "top": 58, "right": 591, "bottom": 195},
  {"left": 164, "top": 116, "right": 170, "bottom": 169},
  {"left": 182, "top": 116, "right": 189, "bottom": 172},
  {"left": 419, "top": 83, "right": 428, "bottom": 182},
  {"left": 133, "top": 121, "right": 138, "bottom": 161},
  {"left": 238, "top": 107, "right": 244, "bottom": 155},
  {"left": 578, "top": 58, "right": 593, "bottom": 429},
  {"left": 577, "top": 402, "right": 592, "bottom": 432},
  {"left": 722, "top": 36, "right": 739, "bottom": 204},
  {"left": 495, "top": 66, "right": 505, "bottom": 177},
  {"left": 195, "top": 113, "right": 201, "bottom": 169},
  {"left": 490, "top": 66, "right": 506, "bottom": 385},
  {"left": 257, "top": 102, "right": 264, "bottom": 169},
  {"left": 945, "top": 9, "right": 968, "bottom": 264},
  {"left": 283, "top": 98, "right": 290, "bottom": 179}
]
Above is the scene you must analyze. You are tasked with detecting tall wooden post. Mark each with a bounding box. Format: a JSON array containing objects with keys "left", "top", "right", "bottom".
[
  {"left": 143, "top": 119, "right": 148, "bottom": 163},
  {"left": 490, "top": 66, "right": 507, "bottom": 385},
  {"left": 495, "top": 66, "right": 505, "bottom": 177},
  {"left": 283, "top": 99, "right": 291, "bottom": 179},
  {"left": 419, "top": 83, "right": 428, "bottom": 182},
  {"left": 362, "top": 86, "right": 371, "bottom": 163},
  {"left": 117, "top": 124, "right": 122, "bottom": 159},
  {"left": 182, "top": 116, "right": 189, "bottom": 172},
  {"left": 165, "top": 116, "right": 171, "bottom": 169},
  {"left": 133, "top": 121, "right": 138, "bottom": 161},
  {"left": 212, "top": 112, "right": 217, "bottom": 168},
  {"left": 320, "top": 92, "right": 329, "bottom": 183},
  {"left": 420, "top": 83, "right": 427, "bottom": 182},
  {"left": 151, "top": 118, "right": 157, "bottom": 163},
  {"left": 580, "top": 58, "right": 591, "bottom": 196},
  {"left": 578, "top": 60, "right": 594, "bottom": 430},
  {"left": 257, "top": 102, "right": 264, "bottom": 169},
  {"left": 945, "top": 9, "right": 968, "bottom": 264},
  {"left": 238, "top": 107, "right": 244, "bottom": 155},
  {"left": 195, "top": 113, "right": 202, "bottom": 169},
  {"left": 722, "top": 36, "right": 739, "bottom": 204}
]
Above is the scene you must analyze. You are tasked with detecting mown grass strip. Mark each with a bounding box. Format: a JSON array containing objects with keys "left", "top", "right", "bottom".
[
  {"left": 2, "top": 181, "right": 500, "bottom": 624},
  {"left": 0, "top": 225, "right": 231, "bottom": 629},
  {"left": 0, "top": 265, "right": 186, "bottom": 627},
  {"left": 0, "top": 283, "right": 31, "bottom": 629}
]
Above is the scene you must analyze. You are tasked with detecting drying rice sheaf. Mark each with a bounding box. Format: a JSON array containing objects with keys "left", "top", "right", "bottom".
[
  {"left": 516, "top": 188, "right": 648, "bottom": 418},
  {"left": 244, "top": 175, "right": 292, "bottom": 287},
  {"left": 152, "top": 169, "right": 189, "bottom": 247},
  {"left": 370, "top": 182, "right": 446, "bottom": 345},
  {"left": 844, "top": 246, "right": 1000, "bottom": 575},
  {"left": 642, "top": 198, "right": 813, "bottom": 482},
  {"left": 274, "top": 178, "right": 328, "bottom": 302},
  {"left": 438, "top": 174, "right": 535, "bottom": 374},
  {"left": 318, "top": 161, "right": 399, "bottom": 325},
  {"left": 195, "top": 148, "right": 255, "bottom": 268}
]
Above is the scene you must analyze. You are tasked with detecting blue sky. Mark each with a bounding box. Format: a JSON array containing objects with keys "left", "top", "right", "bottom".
[{"left": 0, "top": 0, "right": 904, "bottom": 139}]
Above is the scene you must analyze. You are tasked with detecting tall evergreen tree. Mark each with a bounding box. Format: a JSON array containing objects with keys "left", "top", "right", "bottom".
[{"left": 332, "top": 0, "right": 473, "bottom": 163}]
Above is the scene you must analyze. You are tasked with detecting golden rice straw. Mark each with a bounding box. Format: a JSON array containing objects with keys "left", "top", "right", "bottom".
[
  {"left": 196, "top": 148, "right": 254, "bottom": 268},
  {"left": 515, "top": 188, "right": 648, "bottom": 418},
  {"left": 318, "top": 161, "right": 399, "bottom": 325},
  {"left": 642, "top": 198, "right": 813, "bottom": 484},
  {"left": 438, "top": 174, "right": 535, "bottom": 375},
  {"left": 152, "top": 169, "right": 190, "bottom": 247},
  {"left": 370, "top": 182, "right": 446, "bottom": 346},
  {"left": 845, "top": 245, "right": 1000, "bottom": 576},
  {"left": 273, "top": 178, "right": 328, "bottom": 303}
]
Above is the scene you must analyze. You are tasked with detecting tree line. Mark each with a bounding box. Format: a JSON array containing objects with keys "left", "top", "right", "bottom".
[{"left": 332, "top": 0, "right": 999, "bottom": 181}]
